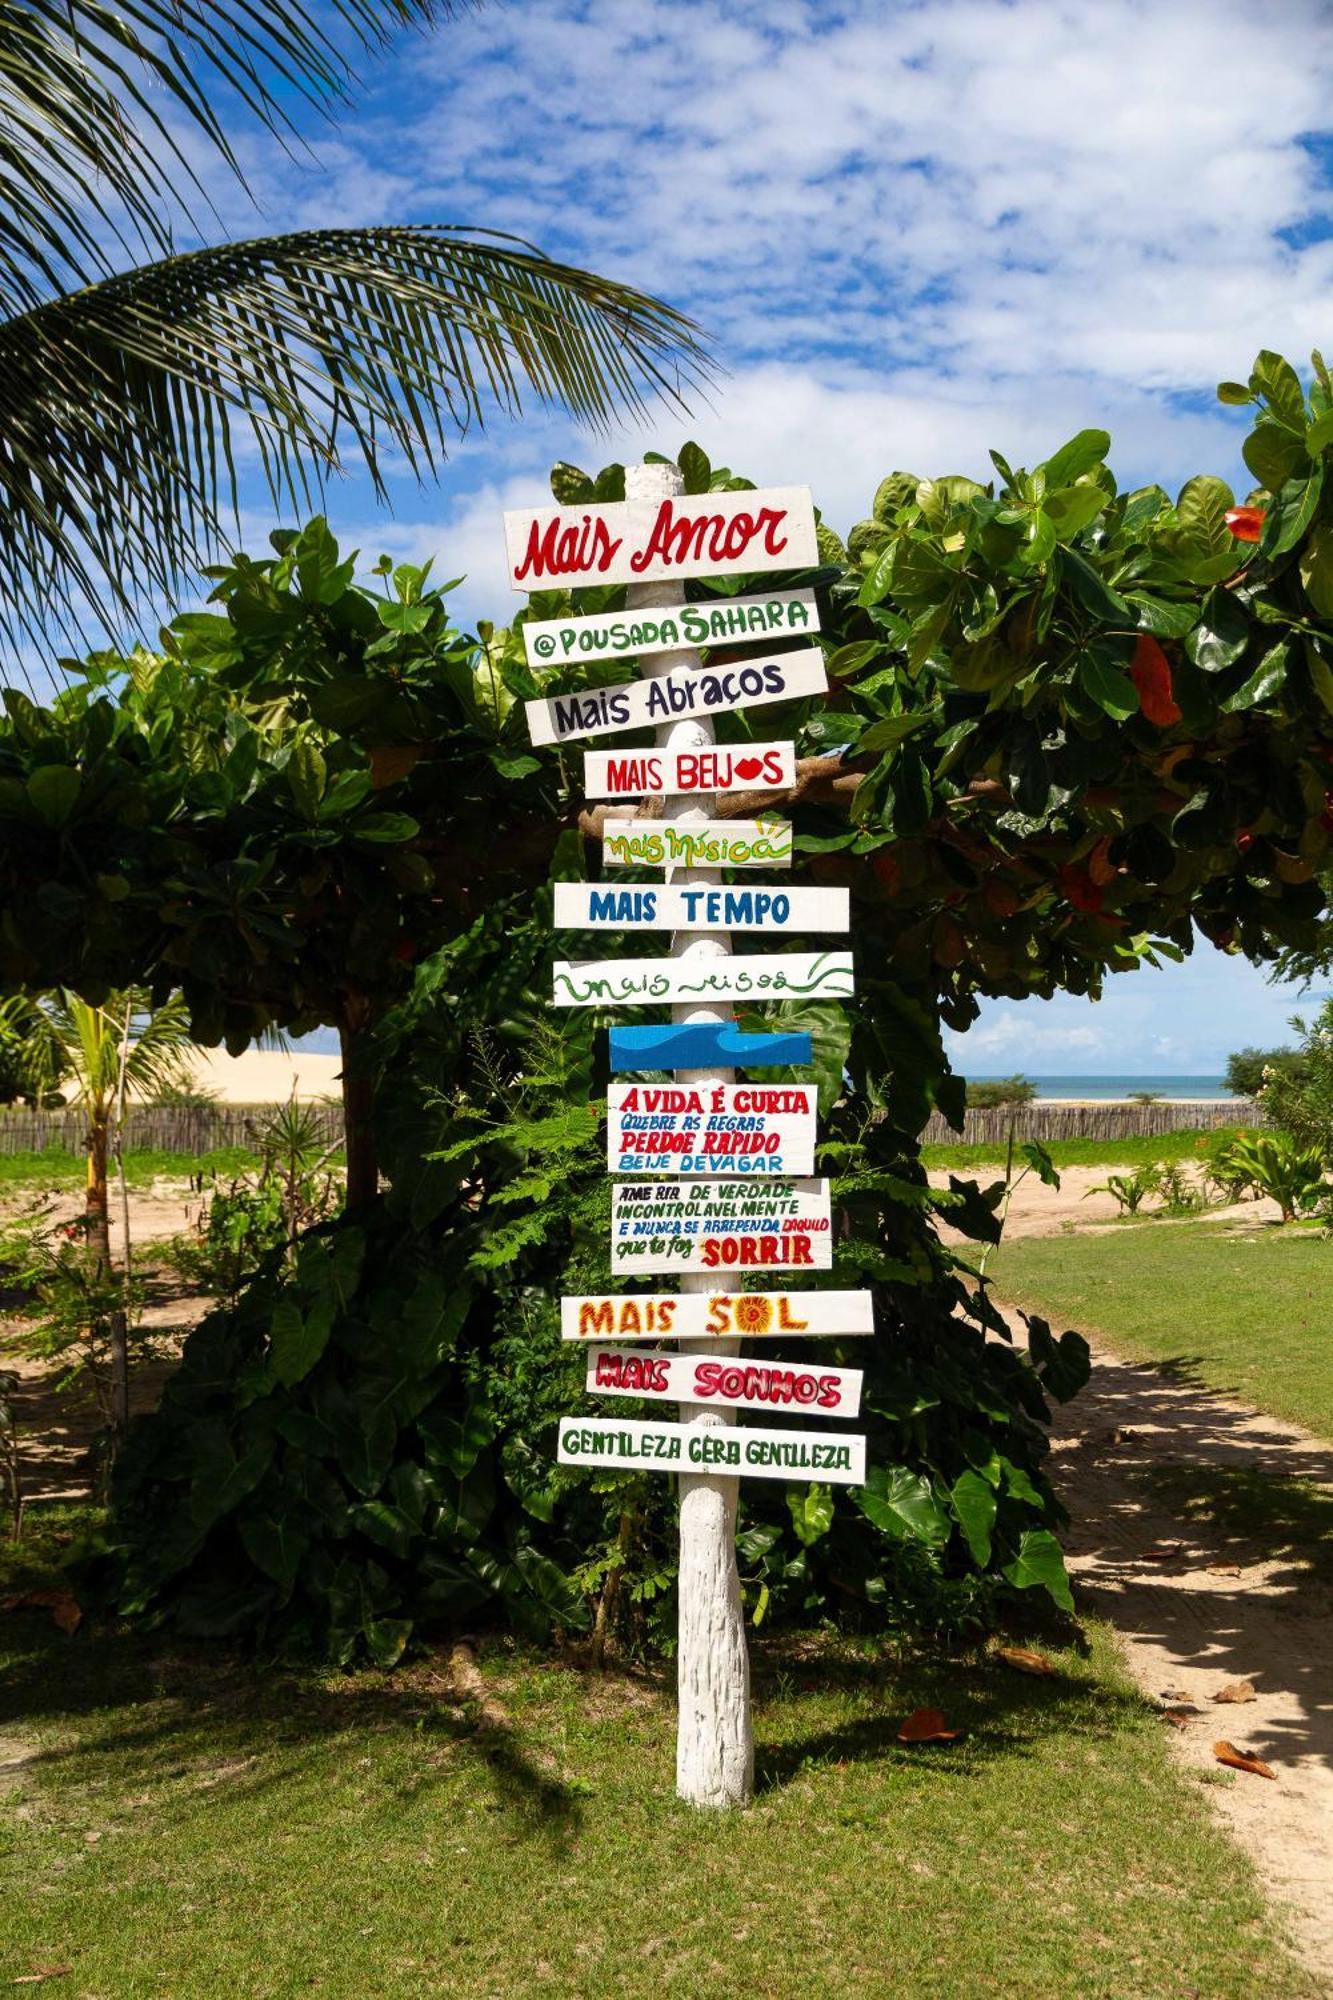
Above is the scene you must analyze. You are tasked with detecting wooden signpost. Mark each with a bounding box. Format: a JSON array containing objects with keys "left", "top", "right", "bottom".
[
  {"left": 607, "top": 1081, "right": 817, "bottom": 1176},
  {"left": 560, "top": 1290, "right": 876, "bottom": 1341},
  {"left": 514, "top": 458, "right": 867, "bottom": 1812},
  {"left": 582, "top": 742, "right": 795, "bottom": 800},
  {"left": 552, "top": 948, "right": 854, "bottom": 1009},
  {"left": 554, "top": 883, "right": 848, "bottom": 933},
  {"left": 611, "top": 1178, "right": 833, "bottom": 1275},
  {"left": 524, "top": 646, "right": 827, "bottom": 746},
  {"left": 504, "top": 487, "right": 818, "bottom": 591},
  {"left": 521, "top": 589, "right": 819, "bottom": 668},
  {"left": 585, "top": 1346, "right": 863, "bottom": 1417},
  {"left": 557, "top": 1415, "right": 866, "bottom": 1485},
  {"left": 601, "top": 818, "right": 793, "bottom": 871}
]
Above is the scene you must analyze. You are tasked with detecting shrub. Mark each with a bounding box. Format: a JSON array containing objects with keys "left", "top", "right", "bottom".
[
  {"left": 965, "top": 1076, "right": 1037, "bottom": 1109},
  {"left": 1209, "top": 1132, "right": 1326, "bottom": 1224},
  {"left": 1225, "top": 1046, "right": 1305, "bottom": 1098}
]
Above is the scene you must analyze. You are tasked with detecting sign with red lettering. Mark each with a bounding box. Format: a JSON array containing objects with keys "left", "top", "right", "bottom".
[
  {"left": 560, "top": 1290, "right": 875, "bottom": 1342},
  {"left": 524, "top": 646, "right": 827, "bottom": 747},
  {"left": 554, "top": 883, "right": 848, "bottom": 933},
  {"left": 582, "top": 742, "right": 795, "bottom": 800},
  {"left": 522, "top": 589, "right": 819, "bottom": 669},
  {"left": 505, "top": 488, "right": 818, "bottom": 592},
  {"left": 557, "top": 1415, "right": 866, "bottom": 1486},
  {"left": 611, "top": 1178, "right": 832, "bottom": 1275},
  {"left": 607, "top": 1081, "right": 817, "bottom": 1176},
  {"left": 586, "top": 1346, "right": 863, "bottom": 1418}
]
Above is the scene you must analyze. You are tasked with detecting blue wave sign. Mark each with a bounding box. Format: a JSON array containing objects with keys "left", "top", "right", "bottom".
[{"left": 608, "top": 1024, "right": 813, "bottom": 1071}]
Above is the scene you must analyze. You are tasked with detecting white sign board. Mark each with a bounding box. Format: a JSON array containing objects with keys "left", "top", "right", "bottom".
[
  {"left": 607, "top": 1081, "right": 817, "bottom": 1176},
  {"left": 522, "top": 590, "right": 819, "bottom": 669},
  {"left": 554, "top": 882, "right": 848, "bottom": 934},
  {"left": 558, "top": 1415, "right": 866, "bottom": 1486},
  {"left": 506, "top": 488, "right": 818, "bottom": 592},
  {"left": 587, "top": 1347, "right": 863, "bottom": 1418},
  {"left": 583, "top": 742, "right": 795, "bottom": 800},
  {"left": 611, "top": 1178, "right": 833, "bottom": 1275},
  {"left": 561, "top": 1290, "right": 875, "bottom": 1342},
  {"left": 525, "top": 647, "right": 827, "bottom": 747},
  {"left": 553, "top": 949, "right": 853, "bottom": 1009},
  {"left": 602, "top": 818, "right": 793, "bottom": 871}
]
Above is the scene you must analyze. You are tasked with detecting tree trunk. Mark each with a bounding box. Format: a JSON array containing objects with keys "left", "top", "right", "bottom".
[
  {"left": 86, "top": 1119, "right": 129, "bottom": 1437},
  {"left": 338, "top": 991, "right": 379, "bottom": 1210}
]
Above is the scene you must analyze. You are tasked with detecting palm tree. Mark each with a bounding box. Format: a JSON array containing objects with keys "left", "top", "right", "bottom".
[
  {"left": 33, "top": 990, "right": 196, "bottom": 1433},
  {"left": 0, "top": 3, "right": 708, "bottom": 675}
]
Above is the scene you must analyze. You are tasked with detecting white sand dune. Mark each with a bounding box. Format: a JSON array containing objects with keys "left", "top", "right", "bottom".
[{"left": 180, "top": 1047, "right": 345, "bottom": 1105}]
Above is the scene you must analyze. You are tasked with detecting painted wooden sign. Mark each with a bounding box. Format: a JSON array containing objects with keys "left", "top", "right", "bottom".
[
  {"left": 583, "top": 742, "right": 795, "bottom": 800},
  {"left": 586, "top": 1347, "right": 863, "bottom": 1418},
  {"left": 609, "top": 1024, "right": 811, "bottom": 1070},
  {"left": 602, "top": 817, "right": 793, "bottom": 871},
  {"left": 553, "top": 949, "right": 853, "bottom": 1009},
  {"left": 611, "top": 1178, "right": 833, "bottom": 1274},
  {"left": 554, "top": 883, "right": 848, "bottom": 935},
  {"left": 561, "top": 1290, "right": 875, "bottom": 1342},
  {"left": 521, "top": 589, "right": 819, "bottom": 669},
  {"left": 557, "top": 1415, "right": 866, "bottom": 1486},
  {"left": 505, "top": 488, "right": 818, "bottom": 593},
  {"left": 607, "top": 1081, "right": 817, "bottom": 1176},
  {"left": 525, "top": 648, "right": 826, "bottom": 748}
]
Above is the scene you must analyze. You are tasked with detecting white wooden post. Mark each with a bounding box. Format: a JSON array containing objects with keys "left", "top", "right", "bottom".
[{"left": 624, "top": 459, "right": 754, "bottom": 1809}]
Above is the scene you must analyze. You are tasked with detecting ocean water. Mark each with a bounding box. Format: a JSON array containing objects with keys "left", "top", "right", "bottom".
[{"left": 972, "top": 1074, "right": 1235, "bottom": 1102}]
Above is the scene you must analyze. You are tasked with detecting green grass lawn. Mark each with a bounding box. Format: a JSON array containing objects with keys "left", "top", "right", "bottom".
[
  {"left": 0, "top": 1579, "right": 1316, "bottom": 1998},
  {"left": 990, "top": 1221, "right": 1333, "bottom": 1439},
  {"left": 0, "top": 1145, "right": 270, "bottom": 1193},
  {"left": 923, "top": 1127, "right": 1252, "bottom": 1173}
]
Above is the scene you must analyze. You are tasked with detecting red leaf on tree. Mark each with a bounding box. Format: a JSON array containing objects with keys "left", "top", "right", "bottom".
[
  {"left": 1225, "top": 506, "right": 1265, "bottom": 543},
  {"left": 1058, "top": 864, "right": 1103, "bottom": 914},
  {"left": 1130, "top": 635, "right": 1183, "bottom": 727}
]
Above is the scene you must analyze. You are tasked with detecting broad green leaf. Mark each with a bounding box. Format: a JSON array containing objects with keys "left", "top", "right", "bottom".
[
  {"left": 1185, "top": 588, "right": 1250, "bottom": 672},
  {"left": 1264, "top": 466, "right": 1323, "bottom": 555},
  {"left": 787, "top": 1484, "right": 835, "bottom": 1547},
  {"left": 1002, "top": 1527, "right": 1074, "bottom": 1613},
  {"left": 351, "top": 812, "right": 420, "bottom": 843},
  {"left": 855, "top": 1463, "right": 950, "bottom": 1545},
  {"left": 949, "top": 1469, "right": 997, "bottom": 1565},
  {"left": 858, "top": 713, "right": 930, "bottom": 754},
  {"left": 1222, "top": 640, "right": 1288, "bottom": 712},
  {"left": 238, "top": 1513, "right": 309, "bottom": 1589},
  {"left": 1243, "top": 420, "right": 1307, "bottom": 493},
  {"left": 286, "top": 738, "right": 326, "bottom": 822},
  {"left": 857, "top": 539, "right": 898, "bottom": 608},
  {"left": 1216, "top": 380, "right": 1255, "bottom": 406},
  {"left": 677, "top": 441, "right": 712, "bottom": 493},
  {"left": 1041, "top": 428, "right": 1111, "bottom": 490},
  {"left": 1306, "top": 409, "right": 1333, "bottom": 454},
  {"left": 550, "top": 462, "right": 595, "bottom": 504},
  {"left": 1078, "top": 652, "right": 1138, "bottom": 720},
  {"left": 26, "top": 765, "right": 81, "bottom": 827},
  {"left": 270, "top": 1295, "right": 335, "bottom": 1389},
  {"left": 1300, "top": 520, "right": 1333, "bottom": 616},
  {"left": 1249, "top": 348, "right": 1307, "bottom": 431},
  {"left": 1174, "top": 474, "right": 1234, "bottom": 550},
  {"left": 1056, "top": 547, "right": 1130, "bottom": 621},
  {"left": 1042, "top": 483, "right": 1108, "bottom": 540}
]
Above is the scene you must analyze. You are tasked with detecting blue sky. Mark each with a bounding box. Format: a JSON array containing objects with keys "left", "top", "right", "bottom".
[{"left": 111, "top": 1, "right": 1333, "bottom": 1069}]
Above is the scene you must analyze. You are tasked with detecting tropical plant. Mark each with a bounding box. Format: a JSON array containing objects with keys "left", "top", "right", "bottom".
[
  {"left": 1254, "top": 1001, "right": 1333, "bottom": 1163},
  {"left": 0, "top": 1, "right": 707, "bottom": 673},
  {"left": 0, "top": 995, "right": 64, "bottom": 1105},
  {"left": 1225, "top": 1045, "right": 1307, "bottom": 1098},
  {"left": 1085, "top": 1167, "right": 1160, "bottom": 1217},
  {"left": 1209, "top": 1131, "right": 1326, "bottom": 1224},
  {"left": 964, "top": 1075, "right": 1036, "bottom": 1108},
  {"left": 173, "top": 1095, "right": 342, "bottom": 1305}
]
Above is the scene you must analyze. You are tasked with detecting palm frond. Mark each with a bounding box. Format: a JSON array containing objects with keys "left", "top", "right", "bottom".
[
  {"left": 0, "top": 1, "right": 461, "bottom": 306},
  {"left": 0, "top": 227, "right": 711, "bottom": 655}
]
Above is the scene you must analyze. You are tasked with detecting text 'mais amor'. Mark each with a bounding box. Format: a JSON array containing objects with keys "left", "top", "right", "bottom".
[{"left": 505, "top": 488, "right": 818, "bottom": 592}]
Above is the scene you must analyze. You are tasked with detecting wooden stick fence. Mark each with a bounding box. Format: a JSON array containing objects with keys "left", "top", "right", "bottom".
[
  {"left": 0, "top": 1103, "right": 345, "bottom": 1156},
  {"left": 918, "top": 1100, "right": 1261, "bottom": 1146}
]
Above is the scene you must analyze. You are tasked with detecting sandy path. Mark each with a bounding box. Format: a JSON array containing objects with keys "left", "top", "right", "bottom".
[
  {"left": 936, "top": 1162, "right": 1283, "bottom": 1238},
  {"left": 1036, "top": 1337, "right": 1333, "bottom": 1975}
]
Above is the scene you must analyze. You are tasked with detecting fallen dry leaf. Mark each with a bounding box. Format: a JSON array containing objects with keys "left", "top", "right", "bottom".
[
  {"left": 994, "top": 1646, "right": 1055, "bottom": 1677},
  {"left": 1213, "top": 1740, "right": 1276, "bottom": 1780},
  {"left": 897, "top": 1707, "right": 963, "bottom": 1744},
  {"left": 1211, "top": 1679, "right": 1257, "bottom": 1705},
  {"left": 1146, "top": 1541, "right": 1186, "bottom": 1562},
  {"left": 10, "top": 1968, "right": 72, "bottom": 1986},
  {"left": 1, "top": 1591, "right": 81, "bottom": 1636},
  {"left": 1161, "top": 1706, "right": 1196, "bottom": 1728},
  {"left": 1207, "top": 1563, "right": 1242, "bottom": 1577}
]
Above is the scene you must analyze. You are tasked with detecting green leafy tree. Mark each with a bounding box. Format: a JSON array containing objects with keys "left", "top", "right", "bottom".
[
  {"left": 1225, "top": 1045, "right": 1307, "bottom": 1097},
  {"left": 0, "top": 2, "right": 706, "bottom": 671}
]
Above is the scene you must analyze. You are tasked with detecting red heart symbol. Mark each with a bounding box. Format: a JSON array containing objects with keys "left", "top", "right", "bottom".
[{"left": 734, "top": 756, "right": 763, "bottom": 782}]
